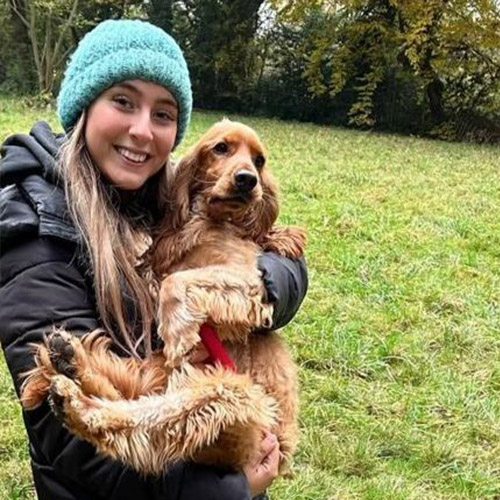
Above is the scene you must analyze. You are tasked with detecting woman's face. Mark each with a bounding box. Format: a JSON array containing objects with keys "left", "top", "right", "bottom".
[{"left": 85, "top": 79, "right": 178, "bottom": 191}]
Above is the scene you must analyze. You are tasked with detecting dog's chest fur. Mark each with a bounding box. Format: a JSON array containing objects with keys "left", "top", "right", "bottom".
[{"left": 164, "top": 217, "right": 260, "bottom": 275}]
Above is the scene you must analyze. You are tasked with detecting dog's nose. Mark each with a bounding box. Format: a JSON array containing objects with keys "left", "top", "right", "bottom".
[{"left": 234, "top": 170, "right": 258, "bottom": 192}]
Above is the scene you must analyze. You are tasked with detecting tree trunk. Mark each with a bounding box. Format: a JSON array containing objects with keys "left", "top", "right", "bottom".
[
  {"left": 426, "top": 75, "right": 445, "bottom": 124},
  {"left": 7, "top": 1, "right": 37, "bottom": 91},
  {"left": 149, "top": 0, "right": 174, "bottom": 33},
  {"left": 9, "top": 0, "right": 79, "bottom": 96}
]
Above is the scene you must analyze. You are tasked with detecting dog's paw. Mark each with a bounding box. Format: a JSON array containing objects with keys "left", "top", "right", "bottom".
[
  {"left": 47, "top": 331, "right": 78, "bottom": 379},
  {"left": 258, "top": 303, "right": 274, "bottom": 330},
  {"left": 48, "top": 374, "right": 80, "bottom": 422},
  {"left": 163, "top": 344, "right": 188, "bottom": 369}
]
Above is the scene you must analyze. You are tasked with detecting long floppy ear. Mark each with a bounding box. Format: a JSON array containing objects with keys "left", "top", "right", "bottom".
[
  {"left": 152, "top": 148, "right": 201, "bottom": 276},
  {"left": 242, "top": 169, "right": 280, "bottom": 243},
  {"left": 167, "top": 146, "right": 201, "bottom": 231}
]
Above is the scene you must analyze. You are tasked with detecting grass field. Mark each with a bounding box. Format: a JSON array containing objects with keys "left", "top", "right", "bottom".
[{"left": 1, "top": 94, "right": 500, "bottom": 500}]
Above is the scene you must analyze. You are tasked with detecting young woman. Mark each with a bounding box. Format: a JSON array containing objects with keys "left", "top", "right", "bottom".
[{"left": 0, "top": 20, "right": 308, "bottom": 500}]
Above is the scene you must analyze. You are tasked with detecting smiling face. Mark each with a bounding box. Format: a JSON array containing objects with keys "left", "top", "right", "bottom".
[{"left": 84, "top": 79, "right": 178, "bottom": 191}]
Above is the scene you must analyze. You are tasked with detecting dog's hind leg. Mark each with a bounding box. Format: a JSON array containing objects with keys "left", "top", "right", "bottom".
[
  {"left": 48, "top": 374, "right": 163, "bottom": 474},
  {"left": 246, "top": 333, "right": 299, "bottom": 471},
  {"left": 22, "top": 330, "right": 168, "bottom": 409},
  {"left": 48, "top": 330, "right": 169, "bottom": 399},
  {"left": 47, "top": 330, "right": 126, "bottom": 399},
  {"left": 49, "top": 366, "right": 277, "bottom": 474},
  {"left": 21, "top": 329, "right": 123, "bottom": 409}
]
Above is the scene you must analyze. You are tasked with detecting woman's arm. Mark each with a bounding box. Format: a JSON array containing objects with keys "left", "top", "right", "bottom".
[
  {"left": 0, "top": 236, "right": 251, "bottom": 500},
  {"left": 258, "top": 253, "right": 308, "bottom": 330}
]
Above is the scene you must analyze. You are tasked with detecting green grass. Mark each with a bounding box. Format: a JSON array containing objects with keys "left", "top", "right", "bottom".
[{"left": 1, "top": 94, "right": 500, "bottom": 500}]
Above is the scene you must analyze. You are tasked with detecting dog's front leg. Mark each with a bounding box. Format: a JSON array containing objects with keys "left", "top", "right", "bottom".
[
  {"left": 158, "top": 272, "right": 207, "bottom": 368},
  {"left": 259, "top": 225, "right": 306, "bottom": 259},
  {"left": 158, "top": 266, "right": 274, "bottom": 367},
  {"left": 188, "top": 267, "right": 274, "bottom": 333}
]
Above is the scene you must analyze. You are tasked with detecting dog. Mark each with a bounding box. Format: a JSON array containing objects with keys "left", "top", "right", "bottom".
[{"left": 21, "top": 119, "right": 306, "bottom": 475}]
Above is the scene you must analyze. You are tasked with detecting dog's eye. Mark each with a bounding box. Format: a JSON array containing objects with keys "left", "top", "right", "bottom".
[
  {"left": 213, "top": 142, "right": 229, "bottom": 154},
  {"left": 254, "top": 154, "right": 266, "bottom": 170}
]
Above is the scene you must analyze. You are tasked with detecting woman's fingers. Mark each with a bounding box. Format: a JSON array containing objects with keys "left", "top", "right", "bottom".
[
  {"left": 244, "top": 431, "right": 280, "bottom": 497},
  {"left": 187, "top": 342, "right": 210, "bottom": 365}
]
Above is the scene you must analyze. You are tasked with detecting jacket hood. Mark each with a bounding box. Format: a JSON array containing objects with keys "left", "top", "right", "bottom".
[
  {"left": 0, "top": 122, "right": 78, "bottom": 249},
  {"left": 0, "top": 121, "right": 65, "bottom": 187}
]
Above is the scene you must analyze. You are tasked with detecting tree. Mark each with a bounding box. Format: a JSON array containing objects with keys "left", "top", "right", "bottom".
[
  {"left": 269, "top": 0, "right": 500, "bottom": 138},
  {"left": 172, "top": 0, "right": 265, "bottom": 109},
  {"left": 8, "top": 0, "right": 80, "bottom": 96},
  {"left": 148, "top": 0, "right": 174, "bottom": 33},
  {"left": 0, "top": 1, "right": 36, "bottom": 92},
  {"left": 6, "top": 0, "right": 146, "bottom": 96}
]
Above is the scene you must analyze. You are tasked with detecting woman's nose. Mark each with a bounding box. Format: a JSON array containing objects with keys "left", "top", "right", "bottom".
[{"left": 129, "top": 110, "right": 154, "bottom": 143}]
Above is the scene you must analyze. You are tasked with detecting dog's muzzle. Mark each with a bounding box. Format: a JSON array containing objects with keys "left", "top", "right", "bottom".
[{"left": 234, "top": 169, "right": 258, "bottom": 193}]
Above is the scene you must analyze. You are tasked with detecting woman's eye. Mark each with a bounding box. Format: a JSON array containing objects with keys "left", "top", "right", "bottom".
[
  {"left": 155, "top": 110, "right": 175, "bottom": 122},
  {"left": 214, "top": 142, "right": 229, "bottom": 154},
  {"left": 113, "top": 96, "right": 132, "bottom": 109},
  {"left": 254, "top": 154, "right": 266, "bottom": 169}
]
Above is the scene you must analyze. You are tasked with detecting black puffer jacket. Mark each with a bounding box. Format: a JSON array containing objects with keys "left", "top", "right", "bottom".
[{"left": 0, "top": 122, "right": 308, "bottom": 500}]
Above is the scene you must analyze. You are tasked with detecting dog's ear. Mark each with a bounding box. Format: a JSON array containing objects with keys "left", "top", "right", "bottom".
[
  {"left": 167, "top": 147, "right": 201, "bottom": 231},
  {"left": 242, "top": 168, "right": 280, "bottom": 242},
  {"left": 152, "top": 149, "right": 201, "bottom": 276}
]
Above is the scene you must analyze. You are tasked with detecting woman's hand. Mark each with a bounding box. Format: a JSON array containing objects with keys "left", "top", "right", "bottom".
[
  {"left": 243, "top": 431, "right": 280, "bottom": 498},
  {"left": 187, "top": 342, "right": 211, "bottom": 366}
]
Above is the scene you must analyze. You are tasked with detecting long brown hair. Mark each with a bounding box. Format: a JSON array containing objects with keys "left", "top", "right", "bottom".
[{"left": 58, "top": 112, "right": 169, "bottom": 358}]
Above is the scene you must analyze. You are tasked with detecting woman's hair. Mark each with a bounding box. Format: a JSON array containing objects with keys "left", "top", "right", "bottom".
[{"left": 58, "top": 113, "right": 168, "bottom": 358}]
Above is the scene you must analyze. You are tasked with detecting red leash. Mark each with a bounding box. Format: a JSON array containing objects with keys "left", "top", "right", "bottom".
[{"left": 199, "top": 323, "right": 236, "bottom": 372}]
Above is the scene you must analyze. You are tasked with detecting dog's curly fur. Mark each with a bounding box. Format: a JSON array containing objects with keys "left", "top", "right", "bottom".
[{"left": 21, "top": 119, "right": 306, "bottom": 476}]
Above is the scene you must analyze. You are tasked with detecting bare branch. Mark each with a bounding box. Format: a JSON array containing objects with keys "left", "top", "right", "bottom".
[
  {"left": 55, "top": 45, "right": 74, "bottom": 71},
  {"left": 41, "top": 13, "right": 51, "bottom": 73},
  {"left": 8, "top": 0, "right": 30, "bottom": 28},
  {"left": 52, "top": 0, "right": 80, "bottom": 69},
  {"left": 27, "top": 1, "right": 42, "bottom": 90}
]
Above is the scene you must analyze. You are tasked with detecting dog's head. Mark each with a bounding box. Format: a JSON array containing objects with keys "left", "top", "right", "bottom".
[{"left": 168, "top": 119, "right": 279, "bottom": 241}]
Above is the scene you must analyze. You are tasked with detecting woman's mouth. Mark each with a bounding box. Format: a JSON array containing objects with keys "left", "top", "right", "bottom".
[{"left": 115, "top": 146, "right": 150, "bottom": 164}]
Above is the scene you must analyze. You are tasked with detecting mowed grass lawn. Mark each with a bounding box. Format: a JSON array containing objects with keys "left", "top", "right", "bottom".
[{"left": 1, "top": 94, "right": 500, "bottom": 500}]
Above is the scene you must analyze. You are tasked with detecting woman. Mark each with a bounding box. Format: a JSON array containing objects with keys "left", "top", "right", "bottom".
[{"left": 0, "top": 19, "right": 308, "bottom": 500}]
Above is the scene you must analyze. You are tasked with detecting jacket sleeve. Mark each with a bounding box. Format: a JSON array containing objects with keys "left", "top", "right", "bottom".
[
  {"left": 0, "top": 236, "right": 251, "bottom": 500},
  {"left": 258, "top": 253, "right": 308, "bottom": 330}
]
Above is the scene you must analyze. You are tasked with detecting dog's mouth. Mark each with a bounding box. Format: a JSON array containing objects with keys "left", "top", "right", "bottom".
[{"left": 208, "top": 193, "right": 254, "bottom": 205}]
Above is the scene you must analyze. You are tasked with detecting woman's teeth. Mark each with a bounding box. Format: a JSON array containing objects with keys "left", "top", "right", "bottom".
[{"left": 117, "top": 147, "right": 148, "bottom": 163}]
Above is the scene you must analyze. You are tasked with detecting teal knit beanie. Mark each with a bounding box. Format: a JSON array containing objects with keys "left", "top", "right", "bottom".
[{"left": 57, "top": 19, "right": 192, "bottom": 149}]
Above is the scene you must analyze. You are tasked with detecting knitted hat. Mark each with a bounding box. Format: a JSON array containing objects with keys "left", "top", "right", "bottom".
[{"left": 57, "top": 19, "right": 192, "bottom": 149}]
